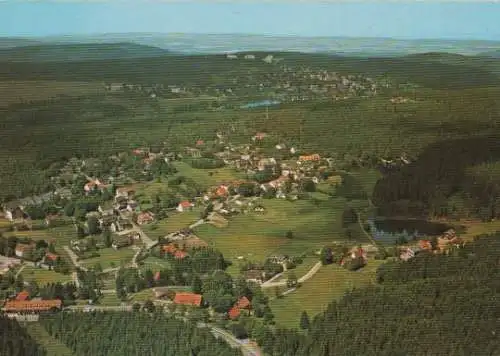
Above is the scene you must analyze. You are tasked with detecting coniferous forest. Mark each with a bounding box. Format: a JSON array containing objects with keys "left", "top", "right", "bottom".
[
  {"left": 253, "top": 233, "right": 500, "bottom": 356},
  {"left": 39, "top": 311, "right": 241, "bottom": 356},
  {"left": 0, "top": 316, "right": 46, "bottom": 356}
]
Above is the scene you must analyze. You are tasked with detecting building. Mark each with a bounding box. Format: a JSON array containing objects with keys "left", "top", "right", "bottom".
[
  {"left": 298, "top": 154, "right": 321, "bottom": 163},
  {"left": 228, "top": 296, "right": 252, "bottom": 320},
  {"left": 173, "top": 292, "right": 202, "bottom": 307},
  {"left": 15, "top": 291, "right": 30, "bottom": 301},
  {"left": 15, "top": 243, "right": 33, "bottom": 258},
  {"left": 177, "top": 201, "right": 194, "bottom": 213},
  {"left": 137, "top": 212, "right": 155, "bottom": 225},
  {"left": 3, "top": 299, "right": 62, "bottom": 313}
]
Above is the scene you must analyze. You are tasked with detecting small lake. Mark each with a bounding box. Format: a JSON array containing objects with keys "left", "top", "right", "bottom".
[
  {"left": 368, "top": 218, "right": 456, "bottom": 245},
  {"left": 374, "top": 219, "right": 453, "bottom": 236},
  {"left": 240, "top": 100, "right": 281, "bottom": 109}
]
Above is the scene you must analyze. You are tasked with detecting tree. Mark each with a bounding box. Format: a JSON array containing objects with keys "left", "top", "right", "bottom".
[
  {"left": 191, "top": 275, "right": 202, "bottom": 294},
  {"left": 286, "top": 272, "right": 298, "bottom": 289},
  {"left": 64, "top": 202, "right": 76, "bottom": 217},
  {"left": 103, "top": 229, "right": 112, "bottom": 248},
  {"left": 87, "top": 216, "right": 100, "bottom": 235},
  {"left": 300, "top": 311, "right": 310, "bottom": 330},
  {"left": 300, "top": 179, "right": 316, "bottom": 193},
  {"left": 285, "top": 230, "right": 294, "bottom": 239},
  {"left": 320, "top": 246, "right": 334, "bottom": 265},
  {"left": 132, "top": 303, "right": 141, "bottom": 312},
  {"left": 342, "top": 207, "right": 358, "bottom": 228},
  {"left": 143, "top": 300, "right": 156, "bottom": 313}
]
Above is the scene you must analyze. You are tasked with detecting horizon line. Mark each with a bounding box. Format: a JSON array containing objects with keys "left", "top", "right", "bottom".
[{"left": 3, "top": 32, "right": 500, "bottom": 44}]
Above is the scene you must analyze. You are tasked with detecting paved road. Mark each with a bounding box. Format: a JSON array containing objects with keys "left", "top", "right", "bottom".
[
  {"left": 189, "top": 219, "right": 205, "bottom": 229},
  {"left": 261, "top": 261, "right": 322, "bottom": 288}
]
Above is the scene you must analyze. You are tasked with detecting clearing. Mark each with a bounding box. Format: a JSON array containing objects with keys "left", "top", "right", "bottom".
[
  {"left": 172, "top": 161, "right": 245, "bottom": 189},
  {"left": 270, "top": 259, "right": 385, "bottom": 329},
  {"left": 22, "top": 266, "right": 73, "bottom": 285},
  {"left": 79, "top": 247, "right": 136, "bottom": 270}
]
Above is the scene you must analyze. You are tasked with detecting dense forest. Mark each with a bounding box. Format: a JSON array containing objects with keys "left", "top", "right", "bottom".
[
  {"left": 39, "top": 311, "right": 241, "bottom": 356},
  {"left": 0, "top": 316, "right": 47, "bottom": 356},
  {"left": 252, "top": 233, "right": 500, "bottom": 356},
  {"left": 372, "top": 135, "right": 500, "bottom": 220}
]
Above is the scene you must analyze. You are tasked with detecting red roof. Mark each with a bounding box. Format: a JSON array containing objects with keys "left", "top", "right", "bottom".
[
  {"left": 16, "top": 291, "right": 30, "bottom": 301},
  {"left": 228, "top": 306, "right": 241, "bottom": 320},
  {"left": 3, "top": 299, "right": 62, "bottom": 312},
  {"left": 45, "top": 253, "right": 58, "bottom": 261},
  {"left": 173, "top": 292, "right": 202, "bottom": 307},
  {"left": 154, "top": 271, "right": 161, "bottom": 281},
  {"left": 196, "top": 140, "right": 204, "bottom": 146},
  {"left": 179, "top": 201, "right": 192, "bottom": 208},
  {"left": 174, "top": 251, "right": 188, "bottom": 260},
  {"left": 236, "top": 296, "right": 251, "bottom": 309}
]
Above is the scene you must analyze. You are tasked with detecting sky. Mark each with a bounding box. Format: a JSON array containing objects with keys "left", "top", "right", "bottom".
[{"left": 1, "top": 2, "right": 499, "bottom": 41}]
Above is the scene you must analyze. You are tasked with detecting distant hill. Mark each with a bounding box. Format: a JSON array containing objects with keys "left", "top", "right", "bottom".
[
  {"left": 478, "top": 49, "right": 500, "bottom": 58},
  {"left": 0, "top": 42, "right": 171, "bottom": 62},
  {"left": 0, "top": 38, "right": 44, "bottom": 49}
]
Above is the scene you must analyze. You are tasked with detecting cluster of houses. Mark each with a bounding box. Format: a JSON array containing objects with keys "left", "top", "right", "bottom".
[
  {"left": 152, "top": 287, "right": 203, "bottom": 307},
  {"left": 1, "top": 290, "right": 62, "bottom": 318},
  {"left": 400, "top": 229, "right": 464, "bottom": 261}
]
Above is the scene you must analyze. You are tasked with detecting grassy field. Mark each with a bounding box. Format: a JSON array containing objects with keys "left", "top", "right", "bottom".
[
  {"left": 79, "top": 247, "right": 136, "bottom": 270},
  {"left": 25, "top": 322, "right": 75, "bottom": 356},
  {"left": 274, "top": 256, "right": 320, "bottom": 282},
  {"left": 270, "top": 259, "right": 385, "bottom": 329},
  {"left": 0, "top": 80, "right": 104, "bottom": 108},
  {"left": 172, "top": 161, "right": 245, "bottom": 189},
  {"left": 195, "top": 197, "right": 370, "bottom": 267},
  {"left": 140, "top": 256, "right": 171, "bottom": 272},
  {"left": 143, "top": 210, "right": 201, "bottom": 238},
  {"left": 22, "top": 266, "right": 73, "bottom": 285},
  {"left": 349, "top": 168, "right": 382, "bottom": 198}
]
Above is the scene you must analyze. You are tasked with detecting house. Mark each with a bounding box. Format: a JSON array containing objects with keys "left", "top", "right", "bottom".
[
  {"left": 253, "top": 132, "right": 267, "bottom": 141},
  {"left": 2, "top": 299, "right": 62, "bottom": 313},
  {"left": 177, "top": 201, "right": 194, "bottom": 213},
  {"left": 84, "top": 179, "right": 105, "bottom": 193},
  {"left": 15, "top": 244, "right": 33, "bottom": 258},
  {"left": 44, "top": 253, "right": 58, "bottom": 265},
  {"left": 244, "top": 269, "right": 265, "bottom": 284},
  {"left": 127, "top": 200, "right": 139, "bottom": 212},
  {"left": 15, "top": 291, "right": 30, "bottom": 301},
  {"left": 173, "top": 292, "right": 202, "bottom": 307},
  {"left": 115, "top": 187, "right": 135, "bottom": 199},
  {"left": 137, "top": 212, "right": 155, "bottom": 225},
  {"left": 400, "top": 247, "right": 423, "bottom": 261},
  {"left": 257, "top": 158, "right": 277, "bottom": 171},
  {"left": 228, "top": 296, "right": 252, "bottom": 319},
  {"left": 298, "top": 154, "right": 321, "bottom": 163},
  {"left": 244, "top": 54, "right": 256, "bottom": 60},
  {"left": 350, "top": 247, "right": 367, "bottom": 261},
  {"left": 173, "top": 250, "right": 188, "bottom": 260},
  {"left": 215, "top": 185, "right": 230, "bottom": 198},
  {"left": 226, "top": 54, "right": 238, "bottom": 59},
  {"left": 419, "top": 240, "right": 433, "bottom": 251},
  {"left": 196, "top": 139, "right": 204, "bottom": 146},
  {"left": 112, "top": 236, "right": 133, "bottom": 250}
]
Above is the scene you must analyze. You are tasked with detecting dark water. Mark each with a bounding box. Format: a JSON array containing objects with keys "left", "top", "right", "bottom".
[{"left": 374, "top": 219, "right": 452, "bottom": 236}]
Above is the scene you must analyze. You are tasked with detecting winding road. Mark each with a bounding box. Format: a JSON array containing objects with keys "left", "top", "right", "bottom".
[{"left": 260, "top": 261, "right": 322, "bottom": 288}]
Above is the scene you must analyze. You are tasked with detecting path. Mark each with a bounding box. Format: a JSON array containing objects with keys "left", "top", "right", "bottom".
[
  {"left": 189, "top": 219, "right": 205, "bottom": 229},
  {"left": 64, "top": 304, "right": 260, "bottom": 356},
  {"left": 261, "top": 261, "right": 322, "bottom": 288},
  {"left": 63, "top": 246, "right": 88, "bottom": 272}
]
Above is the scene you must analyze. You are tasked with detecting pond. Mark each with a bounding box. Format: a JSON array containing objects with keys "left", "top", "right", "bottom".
[
  {"left": 240, "top": 100, "right": 281, "bottom": 109},
  {"left": 368, "top": 218, "right": 455, "bottom": 245}
]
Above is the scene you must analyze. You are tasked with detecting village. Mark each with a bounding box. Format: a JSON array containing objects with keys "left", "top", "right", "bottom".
[{"left": 0, "top": 123, "right": 462, "bottom": 334}]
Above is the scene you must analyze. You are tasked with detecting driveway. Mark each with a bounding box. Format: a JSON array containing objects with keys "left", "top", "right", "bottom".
[{"left": 261, "top": 261, "right": 322, "bottom": 288}]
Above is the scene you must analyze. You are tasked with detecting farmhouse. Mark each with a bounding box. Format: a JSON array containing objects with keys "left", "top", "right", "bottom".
[
  {"left": 173, "top": 292, "right": 202, "bottom": 307},
  {"left": 244, "top": 269, "right": 265, "bottom": 284},
  {"left": 298, "top": 154, "right": 321, "bottom": 163},
  {"left": 84, "top": 179, "right": 106, "bottom": 193},
  {"left": 2, "top": 299, "right": 62, "bottom": 313},
  {"left": 228, "top": 296, "right": 252, "bottom": 320}
]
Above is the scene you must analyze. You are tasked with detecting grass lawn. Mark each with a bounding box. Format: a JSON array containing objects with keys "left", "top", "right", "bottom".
[
  {"left": 172, "top": 161, "right": 245, "bottom": 189},
  {"left": 79, "top": 247, "right": 136, "bottom": 270},
  {"left": 195, "top": 197, "right": 366, "bottom": 267},
  {"left": 0, "top": 218, "right": 11, "bottom": 229},
  {"left": 270, "top": 259, "right": 385, "bottom": 329},
  {"left": 275, "top": 256, "right": 320, "bottom": 282},
  {"left": 25, "top": 322, "right": 75, "bottom": 356},
  {"left": 22, "top": 266, "right": 73, "bottom": 285},
  {"left": 141, "top": 256, "right": 171, "bottom": 272},
  {"left": 143, "top": 210, "right": 201, "bottom": 238},
  {"left": 130, "top": 286, "right": 193, "bottom": 302},
  {"left": 348, "top": 168, "right": 382, "bottom": 198},
  {"left": 96, "top": 293, "right": 124, "bottom": 306}
]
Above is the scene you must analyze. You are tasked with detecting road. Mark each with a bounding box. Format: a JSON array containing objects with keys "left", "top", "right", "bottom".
[
  {"left": 64, "top": 304, "right": 260, "bottom": 355},
  {"left": 261, "top": 261, "right": 322, "bottom": 288},
  {"left": 189, "top": 219, "right": 205, "bottom": 229}
]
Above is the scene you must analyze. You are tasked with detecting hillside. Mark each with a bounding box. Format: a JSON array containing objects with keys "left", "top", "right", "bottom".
[
  {"left": 0, "top": 42, "right": 171, "bottom": 62},
  {"left": 255, "top": 233, "right": 500, "bottom": 355},
  {"left": 0, "top": 51, "right": 498, "bottom": 89}
]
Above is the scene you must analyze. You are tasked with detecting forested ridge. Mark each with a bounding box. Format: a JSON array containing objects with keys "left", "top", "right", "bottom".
[
  {"left": 0, "top": 316, "right": 47, "bottom": 356},
  {"left": 39, "top": 311, "right": 241, "bottom": 356},
  {"left": 372, "top": 135, "right": 500, "bottom": 220},
  {"left": 253, "top": 233, "right": 500, "bottom": 356}
]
